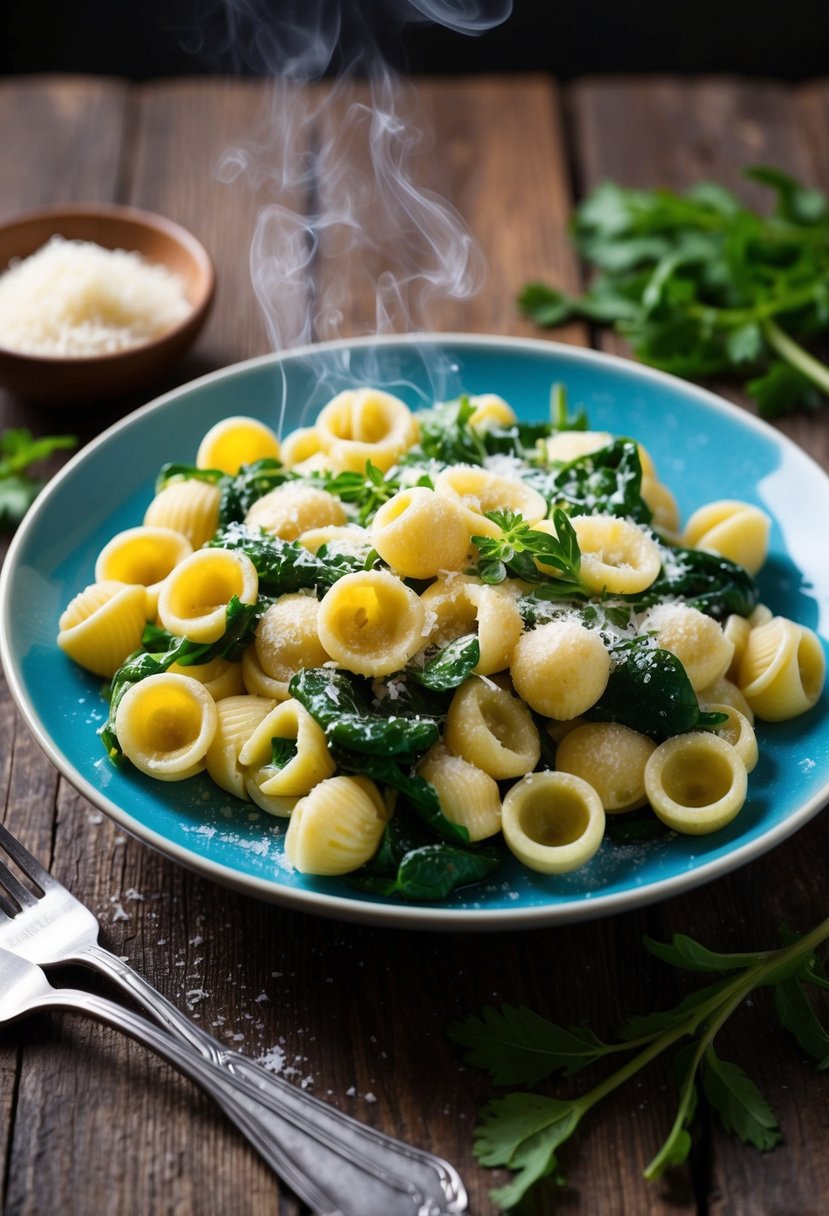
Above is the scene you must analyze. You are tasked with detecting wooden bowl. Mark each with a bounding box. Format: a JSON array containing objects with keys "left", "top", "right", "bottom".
[{"left": 0, "top": 203, "right": 215, "bottom": 405}]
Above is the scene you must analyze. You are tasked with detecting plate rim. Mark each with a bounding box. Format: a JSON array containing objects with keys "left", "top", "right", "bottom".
[{"left": 3, "top": 331, "right": 829, "bottom": 931}]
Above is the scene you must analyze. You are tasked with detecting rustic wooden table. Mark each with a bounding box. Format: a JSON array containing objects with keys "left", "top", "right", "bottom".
[{"left": 1, "top": 73, "right": 828, "bottom": 1216}]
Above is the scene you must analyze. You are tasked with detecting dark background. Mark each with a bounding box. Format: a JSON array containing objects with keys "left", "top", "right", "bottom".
[{"left": 1, "top": 0, "right": 828, "bottom": 80}]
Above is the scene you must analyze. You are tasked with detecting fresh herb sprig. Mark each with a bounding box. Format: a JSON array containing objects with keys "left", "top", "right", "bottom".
[
  {"left": 519, "top": 166, "right": 829, "bottom": 417},
  {"left": 472, "top": 506, "right": 587, "bottom": 595},
  {"left": 0, "top": 428, "right": 76, "bottom": 529},
  {"left": 449, "top": 919, "right": 829, "bottom": 1211}
]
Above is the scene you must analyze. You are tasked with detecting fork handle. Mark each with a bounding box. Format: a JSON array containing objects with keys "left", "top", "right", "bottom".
[
  {"left": 81, "top": 943, "right": 466, "bottom": 1216},
  {"left": 36, "top": 988, "right": 343, "bottom": 1215}
]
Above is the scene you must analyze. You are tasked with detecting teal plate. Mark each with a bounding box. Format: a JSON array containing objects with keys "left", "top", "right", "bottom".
[{"left": 2, "top": 335, "right": 829, "bottom": 930}]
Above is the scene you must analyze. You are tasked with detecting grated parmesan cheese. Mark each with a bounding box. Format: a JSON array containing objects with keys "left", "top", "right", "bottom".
[{"left": 0, "top": 236, "right": 191, "bottom": 356}]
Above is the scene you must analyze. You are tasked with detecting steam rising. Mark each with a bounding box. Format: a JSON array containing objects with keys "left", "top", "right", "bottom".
[{"left": 209, "top": 0, "right": 512, "bottom": 409}]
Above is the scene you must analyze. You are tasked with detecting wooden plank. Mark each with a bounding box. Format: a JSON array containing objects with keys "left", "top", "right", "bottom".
[
  {"left": 129, "top": 78, "right": 290, "bottom": 371},
  {"left": 570, "top": 75, "right": 829, "bottom": 1216}
]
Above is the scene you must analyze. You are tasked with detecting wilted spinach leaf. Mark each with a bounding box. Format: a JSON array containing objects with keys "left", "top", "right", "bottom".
[{"left": 289, "top": 668, "right": 439, "bottom": 756}]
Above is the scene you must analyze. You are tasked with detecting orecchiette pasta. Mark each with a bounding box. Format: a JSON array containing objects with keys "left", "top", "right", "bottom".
[
  {"left": 248, "top": 594, "right": 330, "bottom": 700},
  {"left": 564, "top": 515, "right": 662, "bottom": 595},
  {"left": 370, "top": 487, "right": 470, "bottom": 579},
  {"left": 158, "top": 548, "right": 258, "bottom": 644},
  {"left": 434, "top": 465, "right": 547, "bottom": 528},
  {"left": 284, "top": 775, "right": 389, "bottom": 874},
  {"left": 205, "top": 694, "right": 275, "bottom": 798},
  {"left": 196, "top": 415, "right": 280, "bottom": 474},
  {"left": 737, "top": 616, "right": 825, "bottom": 721},
  {"left": 316, "top": 569, "right": 426, "bottom": 676},
  {"left": 239, "top": 698, "right": 335, "bottom": 797},
  {"left": 168, "top": 656, "right": 245, "bottom": 701},
  {"left": 144, "top": 478, "right": 221, "bottom": 549},
  {"left": 510, "top": 620, "right": 610, "bottom": 720},
  {"left": 640, "top": 602, "right": 734, "bottom": 692},
  {"left": 501, "top": 772, "right": 606, "bottom": 874},
  {"left": 315, "top": 388, "right": 419, "bottom": 472},
  {"left": 444, "top": 678, "right": 540, "bottom": 779},
  {"left": 555, "top": 722, "right": 656, "bottom": 813},
  {"left": 245, "top": 482, "right": 346, "bottom": 540},
  {"left": 417, "top": 744, "right": 501, "bottom": 841},
  {"left": 58, "top": 581, "right": 149, "bottom": 677},
  {"left": 644, "top": 733, "right": 747, "bottom": 834},
  {"left": 95, "top": 526, "right": 192, "bottom": 618},
  {"left": 682, "top": 499, "right": 771, "bottom": 576},
  {"left": 115, "top": 672, "right": 218, "bottom": 780},
  {"left": 419, "top": 575, "right": 523, "bottom": 675}
]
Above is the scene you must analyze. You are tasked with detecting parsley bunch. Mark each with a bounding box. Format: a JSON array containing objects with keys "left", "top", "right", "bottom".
[
  {"left": 0, "top": 428, "right": 76, "bottom": 529},
  {"left": 519, "top": 166, "right": 829, "bottom": 417},
  {"left": 450, "top": 918, "right": 829, "bottom": 1210}
]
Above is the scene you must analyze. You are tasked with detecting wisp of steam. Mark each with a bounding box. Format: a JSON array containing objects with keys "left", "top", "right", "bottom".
[{"left": 207, "top": 0, "right": 513, "bottom": 420}]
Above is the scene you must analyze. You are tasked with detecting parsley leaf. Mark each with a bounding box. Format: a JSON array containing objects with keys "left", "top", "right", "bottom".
[
  {"left": 519, "top": 166, "right": 829, "bottom": 416},
  {"left": 0, "top": 428, "right": 76, "bottom": 529}
]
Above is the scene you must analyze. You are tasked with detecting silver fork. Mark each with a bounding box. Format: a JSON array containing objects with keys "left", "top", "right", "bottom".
[{"left": 0, "top": 821, "right": 467, "bottom": 1216}]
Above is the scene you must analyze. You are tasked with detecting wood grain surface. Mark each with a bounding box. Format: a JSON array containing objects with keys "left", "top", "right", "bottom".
[{"left": 1, "top": 74, "right": 828, "bottom": 1216}]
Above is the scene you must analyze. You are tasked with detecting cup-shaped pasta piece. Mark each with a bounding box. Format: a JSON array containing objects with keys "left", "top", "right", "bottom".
[
  {"left": 555, "top": 722, "right": 656, "bottom": 813},
  {"left": 245, "top": 778, "right": 299, "bottom": 818},
  {"left": 371, "top": 487, "right": 470, "bottom": 579},
  {"left": 115, "top": 672, "right": 218, "bottom": 781},
  {"left": 545, "top": 430, "right": 613, "bottom": 464},
  {"left": 298, "top": 524, "right": 372, "bottom": 559},
  {"left": 466, "top": 393, "right": 517, "bottom": 430},
  {"left": 247, "top": 594, "right": 330, "bottom": 699},
  {"left": 644, "top": 733, "right": 747, "bottom": 834},
  {"left": 696, "top": 675, "right": 755, "bottom": 725},
  {"left": 701, "top": 702, "right": 759, "bottom": 773},
  {"left": 562, "top": 515, "right": 662, "bottom": 595},
  {"left": 245, "top": 483, "right": 346, "bottom": 541},
  {"left": 158, "top": 548, "right": 259, "bottom": 644},
  {"left": 501, "top": 772, "right": 605, "bottom": 874},
  {"left": 444, "top": 678, "right": 540, "bottom": 779},
  {"left": 280, "top": 426, "right": 324, "bottom": 469},
  {"left": 239, "top": 698, "right": 335, "bottom": 797},
  {"left": 639, "top": 602, "right": 734, "bottom": 692},
  {"left": 417, "top": 744, "right": 502, "bottom": 841},
  {"left": 737, "top": 616, "right": 825, "bottom": 721},
  {"left": 682, "top": 500, "right": 771, "bottom": 576},
  {"left": 434, "top": 465, "right": 547, "bottom": 528},
  {"left": 205, "top": 694, "right": 275, "bottom": 798},
  {"left": 315, "top": 388, "right": 419, "bottom": 473},
  {"left": 419, "top": 576, "right": 523, "bottom": 676},
  {"left": 58, "top": 581, "right": 149, "bottom": 678},
  {"left": 284, "top": 775, "right": 389, "bottom": 875},
  {"left": 317, "top": 570, "right": 425, "bottom": 677},
  {"left": 640, "top": 476, "right": 680, "bottom": 536},
  {"left": 95, "top": 526, "right": 193, "bottom": 618},
  {"left": 144, "top": 478, "right": 221, "bottom": 550},
  {"left": 196, "top": 416, "right": 281, "bottom": 474},
  {"left": 168, "top": 657, "right": 245, "bottom": 701},
  {"left": 511, "top": 620, "right": 610, "bottom": 720}
]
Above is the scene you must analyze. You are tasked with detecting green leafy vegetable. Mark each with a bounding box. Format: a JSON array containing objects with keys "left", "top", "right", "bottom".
[
  {"left": 587, "top": 637, "right": 725, "bottom": 739},
  {"left": 353, "top": 843, "right": 498, "bottom": 901},
  {"left": 0, "top": 428, "right": 76, "bottom": 529},
  {"left": 401, "top": 394, "right": 489, "bottom": 467},
  {"left": 536, "top": 437, "right": 652, "bottom": 525},
  {"left": 408, "top": 634, "right": 481, "bottom": 692},
  {"left": 155, "top": 459, "right": 292, "bottom": 527},
  {"left": 451, "top": 918, "right": 829, "bottom": 1210},
  {"left": 289, "top": 667, "right": 439, "bottom": 756},
  {"left": 627, "top": 546, "right": 759, "bottom": 621},
  {"left": 519, "top": 166, "right": 829, "bottom": 417},
  {"left": 208, "top": 523, "right": 368, "bottom": 594}
]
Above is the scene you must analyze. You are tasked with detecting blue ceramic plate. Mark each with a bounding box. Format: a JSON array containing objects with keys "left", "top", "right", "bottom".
[{"left": 2, "top": 335, "right": 829, "bottom": 930}]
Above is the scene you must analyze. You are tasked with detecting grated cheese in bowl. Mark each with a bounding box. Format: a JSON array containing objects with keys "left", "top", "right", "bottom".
[{"left": 0, "top": 236, "right": 192, "bottom": 357}]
